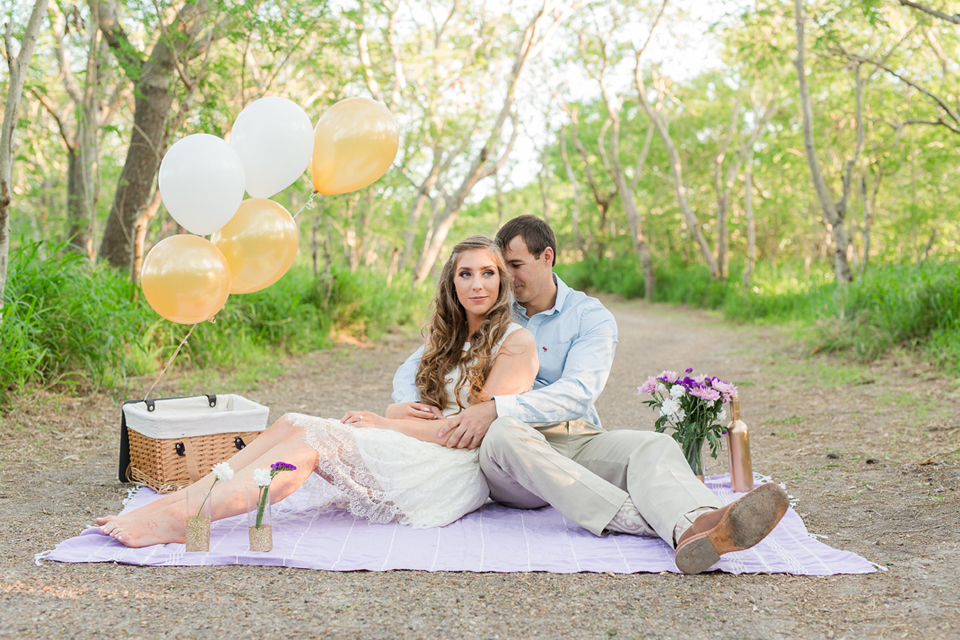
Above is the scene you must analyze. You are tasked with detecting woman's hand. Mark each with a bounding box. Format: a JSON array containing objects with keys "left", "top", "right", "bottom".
[
  {"left": 385, "top": 402, "right": 444, "bottom": 420},
  {"left": 341, "top": 410, "right": 388, "bottom": 429}
]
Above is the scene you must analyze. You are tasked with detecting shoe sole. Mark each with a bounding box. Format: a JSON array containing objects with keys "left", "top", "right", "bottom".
[{"left": 674, "top": 482, "right": 790, "bottom": 575}]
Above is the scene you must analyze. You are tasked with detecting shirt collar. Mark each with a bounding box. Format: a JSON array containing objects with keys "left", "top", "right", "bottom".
[{"left": 515, "top": 273, "right": 569, "bottom": 318}]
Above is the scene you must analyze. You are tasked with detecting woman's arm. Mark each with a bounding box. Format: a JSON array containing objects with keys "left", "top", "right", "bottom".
[
  {"left": 478, "top": 327, "right": 539, "bottom": 400},
  {"left": 344, "top": 328, "right": 538, "bottom": 447},
  {"left": 437, "top": 328, "right": 539, "bottom": 449},
  {"left": 341, "top": 410, "right": 454, "bottom": 445}
]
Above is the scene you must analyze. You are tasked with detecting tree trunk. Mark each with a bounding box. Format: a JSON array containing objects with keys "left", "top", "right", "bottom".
[
  {"left": 65, "top": 140, "right": 97, "bottom": 257},
  {"left": 538, "top": 140, "right": 551, "bottom": 224},
  {"left": 742, "top": 157, "right": 757, "bottom": 288},
  {"left": 560, "top": 107, "right": 617, "bottom": 262},
  {"left": 597, "top": 76, "right": 655, "bottom": 301},
  {"left": 713, "top": 100, "right": 740, "bottom": 279},
  {"left": 412, "top": 112, "right": 520, "bottom": 283},
  {"left": 61, "top": 3, "right": 104, "bottom": 261},
  {"left": 0, "top": 0, "right": 50, "bottom": 312},
  {"left": 98, "top": 58, "right": 178, "bottom": 269},
  {"left": 412, "top": 0, "right": 578, "bottom": 283},
  {"left": 792, "top": 0, "right": 853, "bottom": 284},
  {"left": 131, "top": 187, "right": 164, "bottom": 285},
  {"left": 558, "top": 124, "right": 584, "bottom": 254},
  {"left": 96, "top": 0, "right": 215, "bottom": 270},
  {"left": 398, "top": 152, "right": 442, "bottom": 272},
  {"left": 635, "top": 67, "right": 719, "bottom": 278}
]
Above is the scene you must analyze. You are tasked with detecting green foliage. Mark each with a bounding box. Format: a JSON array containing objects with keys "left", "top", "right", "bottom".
[
  {"left": 558, "top": 250, "right": 960, "bottom": 376},
  {"left": 0, "top": 242, "right": 432, "bottom": 408},
  {"left": 814, "top": 262, "right": 960, "bottom": 374},
  {"left": 0, "top": 242, "right": 153, "bottom": 404}
]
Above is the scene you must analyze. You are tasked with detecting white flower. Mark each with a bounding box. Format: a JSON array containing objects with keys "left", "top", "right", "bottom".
[
  {"left": 656, "top": 383, "right": 669, "bottom": 395},
  {"left": 718, "top": 408, "right": 727, "bottom": 422},
  {"left": 212, "top": 462, "right": 234, "bottom": 482},
  {"left": 674, "top": 408, "right": 686, "bottom": 422},
  {"left": 670, "top": 385, "right": 685, "bottom": 399},
  {"left": 706, "top": 399, "right": 715, "bottom": 408},
  {"left": 253, "top": 468, "right": 272, "bottom": 487},
  {"left": 660, "top": 398, "right": 680, "bottom": 417}
]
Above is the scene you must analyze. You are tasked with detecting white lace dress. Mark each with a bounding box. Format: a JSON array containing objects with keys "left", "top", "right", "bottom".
[{"left": 291, "top": 323, "right": 524, "bottom": 528}]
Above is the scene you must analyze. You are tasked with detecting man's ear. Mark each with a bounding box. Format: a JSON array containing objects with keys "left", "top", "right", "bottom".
[{"left": 542, "top": 246, "right": 555, "bottom": 267}]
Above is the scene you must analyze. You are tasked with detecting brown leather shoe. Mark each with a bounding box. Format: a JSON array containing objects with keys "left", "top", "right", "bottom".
[{"left": 674, "top": 482, "right": 789, "bottom": 574}]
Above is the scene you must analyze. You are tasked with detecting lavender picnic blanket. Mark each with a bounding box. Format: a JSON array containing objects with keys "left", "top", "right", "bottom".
[{"left": 40, "top": 473, "right": 877, "bottom": 575}]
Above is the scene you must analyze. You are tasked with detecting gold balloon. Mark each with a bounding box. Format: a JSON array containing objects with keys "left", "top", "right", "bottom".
[
  {"left": 140, "top": 235, "right": 232, "bottom": 324},
  {"left": 311, "top": 97, "right": 399, "bottom": 195},
  {"left": 211, "top": 198, "right": 300, "bottom": 294}
]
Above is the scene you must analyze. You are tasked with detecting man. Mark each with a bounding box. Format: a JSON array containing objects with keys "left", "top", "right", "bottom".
[{"left": 391, "top": 216, "right": 787, "bottom": 574}]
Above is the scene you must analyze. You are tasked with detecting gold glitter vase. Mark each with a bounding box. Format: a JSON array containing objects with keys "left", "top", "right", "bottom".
[
  {"left": 185, "top": 489, "right": 212, "bottom": 552},
  {"left": 247, "top": 485, "right": 273, "bottom": 552},
  {"left": 726, "top": 396, "right": 754, "bottom": 493}
]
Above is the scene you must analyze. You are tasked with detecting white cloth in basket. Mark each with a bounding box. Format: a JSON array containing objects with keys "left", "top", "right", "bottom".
[{"left": 122, "top": 395, "right": 269, "bottom": 439}]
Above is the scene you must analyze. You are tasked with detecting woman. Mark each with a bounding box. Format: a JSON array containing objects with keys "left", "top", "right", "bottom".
[{"left": 97, "top": 236, "right": 538, "bottom": 547}]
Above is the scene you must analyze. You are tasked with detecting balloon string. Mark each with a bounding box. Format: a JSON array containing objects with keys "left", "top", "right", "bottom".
[
  {"left": 292, "top": 190, "right": 319, "bottom": 220},
  {"left": 143, "top": 322, "right": 199, "bottom": 401}
]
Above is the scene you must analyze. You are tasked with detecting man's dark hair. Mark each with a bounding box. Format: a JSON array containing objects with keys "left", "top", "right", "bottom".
[{"left": 495, "top": 215, "right": 557, "bottom": 266}]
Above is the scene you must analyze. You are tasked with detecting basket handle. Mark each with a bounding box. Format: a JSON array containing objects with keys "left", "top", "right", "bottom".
[{"left": 180, "top": 438, "right": 202, "bottom": 483}]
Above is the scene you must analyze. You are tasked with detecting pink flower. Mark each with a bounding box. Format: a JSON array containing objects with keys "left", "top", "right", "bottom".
[
  {"left": 638, "top": 377, "right": 659, "bottom": 395},
  {"left": 693, "top": 374, "right": 708, "bottom": 384},
  {"left": 710, "top": 379, "right": 738, "bottom": 402},
  {"left": 659, "top": 370, "right": 679, "bottom": 383},
  {"left": 690, "top": 386, "right": 721, "bottom": 402}
]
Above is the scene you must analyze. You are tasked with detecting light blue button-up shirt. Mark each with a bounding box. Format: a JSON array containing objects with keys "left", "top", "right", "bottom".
[{"left": 391, "top": 275, "right": 618, "bottom": 427}]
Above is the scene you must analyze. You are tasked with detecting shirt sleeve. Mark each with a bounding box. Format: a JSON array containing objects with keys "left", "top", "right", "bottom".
[
  {"left": 391, "top": 345, "right": 425, "bottom": 403},
  {"left": 493, "top": 305, "right": 618, "bottom": 426}
]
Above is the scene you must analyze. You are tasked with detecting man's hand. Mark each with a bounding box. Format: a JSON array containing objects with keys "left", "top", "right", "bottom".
[
  {"left": 341, "top": 410, "right": 388, "bottom": 429},
  {"left": 438, "top": 400, "right": 498, "bottom": 449},
  {"left": 384, "top": 402, "right": 444, "bottom": 420}
]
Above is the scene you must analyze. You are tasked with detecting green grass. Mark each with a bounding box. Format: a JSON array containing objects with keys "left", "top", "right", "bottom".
[
  {"left": 557, "top": 252, "right": 960, "bottom": 376},
  {"left": 1, "top": 241, "right": 433, "bottom": 408}
]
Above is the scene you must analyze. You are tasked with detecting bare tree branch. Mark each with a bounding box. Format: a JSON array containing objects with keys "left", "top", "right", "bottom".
[
  {"left": 899, "top": 0, "right": 960, "bottom": 25},
  {"left": 841, "top": 51, "right": 960, "bottom": 127}
]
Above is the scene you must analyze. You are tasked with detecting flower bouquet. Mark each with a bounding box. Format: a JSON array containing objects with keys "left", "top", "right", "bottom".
[
  {"left": 247, "top": 461, "right": 296, "bottom": 552},
  {"left": 638, "top": 368, "right": 738, "bottom": 477}
]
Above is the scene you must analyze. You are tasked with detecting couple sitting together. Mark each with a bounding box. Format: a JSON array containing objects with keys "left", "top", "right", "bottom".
[{"left": 98, "top": 215, "right": 788, "bottom": 574}]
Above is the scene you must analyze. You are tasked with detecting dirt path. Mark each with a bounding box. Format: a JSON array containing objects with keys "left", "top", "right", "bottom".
[{"left": 1, "top": 298, "right": 958, "bottom": 639}]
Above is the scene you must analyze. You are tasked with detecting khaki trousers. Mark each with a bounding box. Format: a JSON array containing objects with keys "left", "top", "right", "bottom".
[{"left": 478, "top": 417, "right": 723, "bottom": 545}]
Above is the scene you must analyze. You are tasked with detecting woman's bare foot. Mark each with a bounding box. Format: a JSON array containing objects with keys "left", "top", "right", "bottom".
[
  {"left": 98, "top": 502, "right": 187, "bottom": 548},
  {"left": 95, "top": 488, "right": 193, "bottom": 527}
]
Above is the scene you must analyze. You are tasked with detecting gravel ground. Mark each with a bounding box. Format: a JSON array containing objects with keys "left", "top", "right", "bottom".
[{"left": 1, "top": 298, "right": 958, "bottom": 639}]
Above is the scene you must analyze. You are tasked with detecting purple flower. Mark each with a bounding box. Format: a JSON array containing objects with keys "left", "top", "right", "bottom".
[
  {"left": 685, "top": 368, "right": 694, "bottom": 373},
  {"left": 271, "top": 461, "right": 297, "bottom": 472},
  {"left": 638, "top": 377, "right": 659, "bottom": 395}
]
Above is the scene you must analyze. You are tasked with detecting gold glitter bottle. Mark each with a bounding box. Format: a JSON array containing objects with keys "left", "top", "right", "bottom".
[{"left": 727, "top": 395, "right": 754, "bottom": 493}]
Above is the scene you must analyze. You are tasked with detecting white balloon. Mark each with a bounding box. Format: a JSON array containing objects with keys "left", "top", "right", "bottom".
[
  {"left": 159, "top": 134, "right": 246, "bottom": 236},
  {"left": 230, "top": 97, "right": 314, "bottom": 198}
]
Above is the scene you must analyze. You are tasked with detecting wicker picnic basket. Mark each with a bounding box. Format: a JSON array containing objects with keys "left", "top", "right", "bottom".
[{"left": 118, "top": 394, "right": 269, "bottom": 493}]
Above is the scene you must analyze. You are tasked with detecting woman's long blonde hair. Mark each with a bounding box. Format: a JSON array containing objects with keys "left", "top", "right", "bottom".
[{"left": 416, "top": 236, "right": 514, "bottom": 412}]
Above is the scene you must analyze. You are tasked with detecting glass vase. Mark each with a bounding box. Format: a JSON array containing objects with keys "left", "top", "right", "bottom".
[
  {"left": 247, "top": 485, "right": 273, "bottom": 552},
  {"left": 185, "top": 489, "right": 211, "bottom": 552},
  {"left": 682, "top": 436, "right": 706, "bottom": 480}
]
